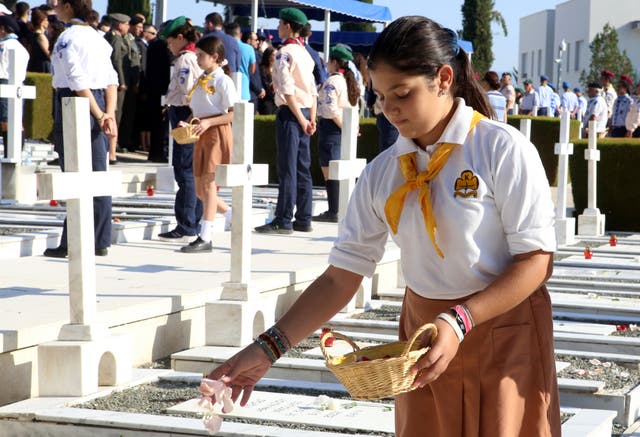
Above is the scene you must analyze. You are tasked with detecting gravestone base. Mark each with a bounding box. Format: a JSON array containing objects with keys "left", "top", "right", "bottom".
[
  {"left": 578, "top": 209, "right": 606, "bottom": 237},
  {"left": 155, "top": 166, "right": 177, "bottom": 192},
  {"left": 0, "top": 162, "right": 37, "bottom": 203},
  {"left": 38, "top": 334, "right": 132, "bottom": 397},
  {"left": 206, "top": 299, "right": 275, "bottom": 347},
  {"left": 556, "top": 217, "right": 576, "bottom": 245}
]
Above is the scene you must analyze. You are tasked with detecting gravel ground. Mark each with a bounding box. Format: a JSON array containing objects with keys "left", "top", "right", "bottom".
[
  {"left": 0, "top": 227, "right": 44, "bottom": 235},
  {"left": 556, "top": 354, "right": 640, "bottom": 394}
]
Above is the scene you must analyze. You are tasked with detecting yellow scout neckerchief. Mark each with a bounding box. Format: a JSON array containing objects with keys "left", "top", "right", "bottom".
[
  {"left": 384, "top": 110, "right": 485, "bottom": 258},
  {"left": 187, "top": 71, "right": 215, "bottom": 103}
]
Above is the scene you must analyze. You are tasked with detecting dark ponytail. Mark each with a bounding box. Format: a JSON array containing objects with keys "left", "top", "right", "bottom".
[
  {"left": 335, "top": 59, "right": 360, "bottom": 107},
  {"left": 368, "top": 16, "right": 492, "bottom": 118}
]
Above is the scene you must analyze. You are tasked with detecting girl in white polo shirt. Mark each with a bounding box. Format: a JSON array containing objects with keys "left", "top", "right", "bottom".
[
  {"left": 208, "top": 16, "right": 559, "bottom": 437},
  {"left": 180, "top": 36, "right": 237, "bottom": 253}
]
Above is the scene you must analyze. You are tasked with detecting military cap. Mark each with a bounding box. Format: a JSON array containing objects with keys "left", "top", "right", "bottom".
[
  {"left": 562, "top": 81, "right": 570, "bottom": 89},
  {"left": 600, "top": 70, "right": 615, "bottom": 79},
  {"left": 0, "top": 15, "right": 19, "bottom": 33},
  {"left": 159, "top": 16, "right": 187, "bottom": 39},
  {"left": 540, "top": 74, "right": 549, "bottom": 82},
  {"left": 573, "top": 87, "right": 581, "bottom": 93},
  {"left": 109, "top": 13, "right": 131, "bottom": 24},
  {"left": 620, "top": 74, "right": 633, "bottom": 86},
  {"left": 587, "top": 82, "right": 602, "bottom": 89},
  {"left": 279, "top": 8, "right": 308, "bottom": 25},
  {"left": 523, "top": 79, "right": 533, "bottom": 86},
  {"left": 329, "top": 45, "right": 354, "bottom": 62}
]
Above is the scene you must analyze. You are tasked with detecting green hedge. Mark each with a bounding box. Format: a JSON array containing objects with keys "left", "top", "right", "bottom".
[
  {"left": 506, "top": 115, "right": 581, "bottom": 186},
  {"left": 24, "top": 72, "right": 54, "bottom": 141},
  {"left": 569, "top": 139, "right": 640, "bottom": 232},
  {"left": 254, "top": 115, "right": 379, "bottom": 186}
]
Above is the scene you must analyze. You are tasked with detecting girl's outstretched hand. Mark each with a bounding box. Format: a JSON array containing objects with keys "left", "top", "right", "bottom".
[
  {"left": 410, "top": 318, "right": 460, "bottom": 388},
  {"left": 207, "top": 342, "right": 273, "bottom": 407}
]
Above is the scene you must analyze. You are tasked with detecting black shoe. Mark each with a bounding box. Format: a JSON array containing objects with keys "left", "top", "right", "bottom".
[
  {"left": 95, "top": 248, "right": 109, "bottom": 256},
  {"left": 293, "top": 221, "right": 313, "bottom": 232},
  {"left": 254, "top": 222, "right": 293, "bottom": 235},
  {"left": 180, "top": 237, "right": 212, "bottom": 253},
  {"left": 158, "top": 229, "right": 188, "bottom": 240},
  {"left": 109, "top": 159, "right": 117, "bottom": 165},
  {"left": 43, "top": 246, "right": 67, "bottom": 258},
  {"left": 312, "top": 211, "right": 338, "bottom": 223}
]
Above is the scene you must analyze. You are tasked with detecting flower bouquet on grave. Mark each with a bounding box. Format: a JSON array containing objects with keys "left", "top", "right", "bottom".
[
  {"left": 321, "top": 323, "right": 437, "bottom": 400},
  {"left": 171, "top": 118, "right": 201, "bottom": 144},
  {"left": 197, "top": 378, "right": 235, "bottom": 434}
]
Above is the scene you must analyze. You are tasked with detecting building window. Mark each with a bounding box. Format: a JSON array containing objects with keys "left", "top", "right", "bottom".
[
  {"left": 521, "top": 52, "right": 528, "bottom": 77},
  {"left": 566, "top": 43, "right": 571, "bottom": 72},
  {"left": 575, "top": 40, "right": 582, "bottom": 71},
  {"left": 531, "top": 50, "right": 535, "bottom": 78},
  {"left": 538, "top": 49, "right": 542, "bottom": 77}
]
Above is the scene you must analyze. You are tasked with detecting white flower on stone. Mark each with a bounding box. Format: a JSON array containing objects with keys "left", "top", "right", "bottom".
[{"left": 315, "top": 394, "right": 339, "bottom": 410}]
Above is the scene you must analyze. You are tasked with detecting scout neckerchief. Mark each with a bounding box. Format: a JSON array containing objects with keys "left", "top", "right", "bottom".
[
  {"left": 281, "top": 37, "right": 303, "bottom": 46},
  {"left": 384, "top": 110, "right": 485, "bottom": 258},
  {"left": 187, "top": 70, "right": 215, "bottom": 103}
]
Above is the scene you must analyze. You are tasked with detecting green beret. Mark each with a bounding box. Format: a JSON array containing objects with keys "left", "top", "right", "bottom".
[
  {"left": 159, "top": 16, "right": 187, "bottom": 39},
  {"left": 279, "top": 8, "right": 308, "bottom": 25},
  {"left": 330, "top": 45, "right": 353, "bottom": 62}
]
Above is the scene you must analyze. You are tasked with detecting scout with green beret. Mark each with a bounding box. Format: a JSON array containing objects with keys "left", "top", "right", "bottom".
[
  {"left": 254, "top": 7, "right": 318, "bottom": 234},
  {"left": 312, "top": 45, "right": 360, "bottom": 223}
]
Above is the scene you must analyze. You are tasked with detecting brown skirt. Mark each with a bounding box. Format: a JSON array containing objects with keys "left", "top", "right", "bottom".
[
  {"left": 395, "top": 287, "right": 561, "bottom": 437},
  {"left": 193, "top": 123, "right": 232, "bottom": 176}
]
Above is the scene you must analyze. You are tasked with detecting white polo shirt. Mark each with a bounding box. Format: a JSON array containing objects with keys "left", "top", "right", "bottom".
[
  {"left": 0, "top": 35, "right": 29, "bottom": 82},
  {"left": 189, "top": 67, "right": 237, "bottom": 118},
  {"left": 51, "top": 24, "right": 118, "bottom": 91},
  {"left": 328, "top": 99, "right": 556, "bottom": 299}
]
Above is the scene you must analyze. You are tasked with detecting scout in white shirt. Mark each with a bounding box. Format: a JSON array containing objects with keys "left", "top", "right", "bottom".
[
  {"left": 313, "top": 45, "right": 360, "bottom": 223},
  {"left": 158, "top": 17, "right": 203, "bottom": 242},
  {"left": 583, "top": 82, "right": 608, "bottom": 138},
  {"left": 209, "top": 16, "right": 560, "bottom": 437},
  {"left": 179, "top": 36, "right": 238, "bottom": 253},
  {"left": 44, "top": 0, "right": 119, "bottom": 258}
]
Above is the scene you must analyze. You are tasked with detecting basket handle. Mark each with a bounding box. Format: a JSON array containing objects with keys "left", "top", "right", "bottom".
[
  {"left": 320, "top": 331, "right": 360, "bottom": 361},
  {"left": 190, "top": 117, "right": 201, "bottom": 126},
  {"left": 401, "top": 323, "right": 437, "bottom": 357}
]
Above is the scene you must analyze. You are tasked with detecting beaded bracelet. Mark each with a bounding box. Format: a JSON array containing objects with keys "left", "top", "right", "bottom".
[
  {"left": 437, "top": 312, "right": 464, "bottom": 343},
  {"left": 254, "top": 325, "right": 292, "bottom": 364}
]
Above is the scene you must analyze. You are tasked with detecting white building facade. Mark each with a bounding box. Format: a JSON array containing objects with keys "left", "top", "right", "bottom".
[{"left": 519, "top": 0, "right": 640, "bottom": 88}]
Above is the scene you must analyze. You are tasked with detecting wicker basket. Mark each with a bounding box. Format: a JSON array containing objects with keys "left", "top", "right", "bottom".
[
  {"left": 321, "top": 323, "right": 437, "bottom": 400},
  {"left": 170, "top": 118, "right": 201, "bottom": 144}
]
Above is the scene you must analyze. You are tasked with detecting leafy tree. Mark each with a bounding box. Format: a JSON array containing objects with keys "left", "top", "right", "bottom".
[
  {"left": 580, "top": 23, "right": 635, "bottom": 87},
  {"left": 107, "top": 0, "right": 151, "bottom": 23},
  {"left": 340, "top": 0, "right": 375, "bottom": 32},
  {"left": 461, "top": 0, "right": 507, "bottom": 75}
]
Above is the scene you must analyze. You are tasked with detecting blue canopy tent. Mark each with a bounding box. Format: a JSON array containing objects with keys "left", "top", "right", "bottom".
[{"left": 200, "top": 0, "right": 392, "bottom": 61}]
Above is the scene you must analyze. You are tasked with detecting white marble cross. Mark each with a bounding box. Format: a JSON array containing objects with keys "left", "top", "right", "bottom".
[
  {"left": 328, "top": 106, "right": 366, "bottom": 221},
  {"left": 216, "top": 102, "right": 268, "bottom": 298},
  {"left": 0, "top": 49, "right": 35, "bottom": 163},
  {"left": 36, "top": 97, "right": 121, "bottom": 341},
  {"left": 554, "top": 111, "right": 575, "bottom": 245},
  {"left": 577, "top": 120, "right": 605, "bottom": 236}
]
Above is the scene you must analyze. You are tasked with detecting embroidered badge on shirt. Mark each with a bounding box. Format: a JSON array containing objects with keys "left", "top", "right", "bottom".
[{"left": 454, "top": 170, "right": 479, "bottom": 198}]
